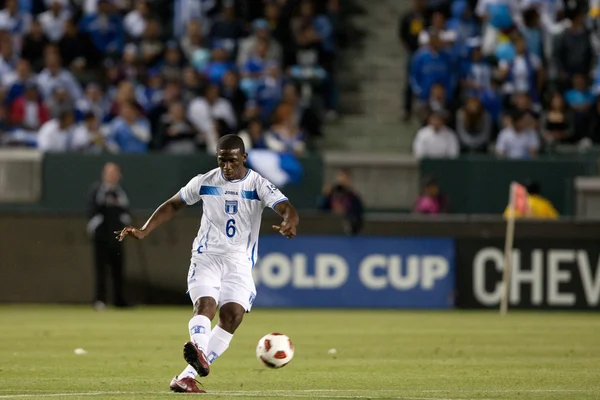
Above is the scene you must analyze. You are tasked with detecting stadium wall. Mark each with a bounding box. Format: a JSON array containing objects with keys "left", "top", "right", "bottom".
[{"left": 1, "top": 213, "right": 598, "bottom": 310}]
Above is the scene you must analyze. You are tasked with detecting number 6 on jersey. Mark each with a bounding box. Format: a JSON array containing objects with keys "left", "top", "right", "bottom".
[{"left": 226, "top": 218, "right": 236, "bottom": 237}]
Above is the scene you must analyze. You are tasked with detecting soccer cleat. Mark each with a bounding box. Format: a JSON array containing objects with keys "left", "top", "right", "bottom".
[
  {"left": 169, "top": 376, "right": 206, "bottom": 393},
  {"left": 183, "top": 341, "right": 211, "bottom": 377}
]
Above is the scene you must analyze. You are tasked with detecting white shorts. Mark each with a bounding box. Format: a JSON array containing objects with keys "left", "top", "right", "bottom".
[{"left": 187, "top": 253, "right": 257, "bottom": 312}]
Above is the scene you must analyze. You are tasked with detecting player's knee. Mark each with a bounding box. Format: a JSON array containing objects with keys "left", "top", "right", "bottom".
[
  {"left": 218, "top": 303, "right": 245, "bottom": 333},
  {"left": 193, "top": 297, "right": 217, "bottom": 320}
]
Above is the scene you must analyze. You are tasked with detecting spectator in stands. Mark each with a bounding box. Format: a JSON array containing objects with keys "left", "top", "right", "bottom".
[
  {"left": 124, "top": 0, "right": 150, "bottom": 40},
  {"left": 37, "top": 108, "right": 76, "bottom": 152},
  {"left": 476, "top": 0, "right": 522, "bottom": 56},
  {"left": 138, "top": 69, "right": 163, "bottom": 112},
  {"left": 497, "top": 34, "right": 543, "bottom": 104},
  {"left": 79, "top": 0, "right": 125, "bottom": 56},
  {"left": 148, "top": 80, "right": 181, "bottom": 146},
  {"left": 4, "top": 59, "right": 34, "bottom": 106},
  {"left": 36, "top": 47, "right": 83, "bottom": 103},
  {"left": 138, "top": 19, "right": 165, "bottom": 67},
  {"left": 265, "top": 103, "right": 306, "bottom": 155},
  {"left": 0, "top": 0, "right": 32, "bottom": 44},
  {"left": 240, "top": 37, "right": 271, "bottom": 96},
  {"left": 413, "top": 111, "right": 459, "bottom": 159},
  {"left": 455, "top": 96, "right": 492, "bottom": 153},
  {"left": 554, "top": 9, "right": 593, "bottom": 88},
  {"left": 318, "top": 168, "right": 364, "bottom": 236},
  {"left": 181, "top": 66, "right": 204, "bottom": 104},
  {"left": 413, "top": 176, "right": 448, "bottom": 214},
  {"left": 282, "top": 83, "right": 323, "bottom": 138},
  {"left": 156, "top": 100, "right": 198, "bottom": 154},
  {"left": 10, "top": 82, "right": 50, "bottom": 132},
  {"left": 238, "top": 117, "right": 266, "bottom": 150},
  {"left": 21, "top": 19, "right": 48, "bottom": 71},
  {"left": 221, "top": 70, "right": 247, "bottom": 122},
  {"left": 521, "top": 7, "right": 543, "bottom": 60},
  {"left": 46, "top": 86, "right": 74, "bottom": 119},
  {"left": 77, "top": 83, "right": 110, "bottom": 124},
  {"left": 180, "top": 20, "right": 209, "bottom": 66},
  {"left": 204, "top": 43, "right": 235, "bottom": 85},
  {"left": 399, "top": 0, "right": 427, "bottom": 121},
  {"left": 565, "top": 73, "right": 593, "bottom": 142},
  {"left": 418, "top": 83, "right": 451, "bottom": 127},
  {"left": 496, "top": 110, "right": 540, "bottom": 159},
  {"left": 446, "top": 0, "right": 479, "bottom": 59},
  {"left": 264, "top": 1, "right": 290, "bottom": 53},
  {"left": 58, "top": 18, "right": 101, "bottom": 77},
  {"left": 255, "top": 63, "right": 285, "bottom": 122},
  {"left": 206, "top": 83, "right": 236, "bottom": 134},
  {"left": 107, "top": 100, "right": 150, "bottom": 153},
  {"left": 160, "top": 42, "right": 184, "bottom": 82},
  {"left": 541, "top": 92, "right": 572, "bottom": 145},
  {"left": 503, "top": 180, "right": 558, "bottom": 219},
  {"left": 460, "top": 38, "right": 492, "bottom": 97},
  {"left": 38, "top": 0, "right": 71, "bottom": 43},
  {"left": 72, "top": 112, "right": 112, "bottom": 153},
  {"left": 418, "top": 11, "right": 456, "bottom": 48},
  {"left": 410, "top": 33, "right": 454, "bottom": 104},
  {"left": 209, "top": 1, "right": 246, "bottom": 54},
  {"left": 0, "top": 37, "right": 17, "bottom": 79},
  {"left": 186, "top": 85, "right": 225, "bottom": 152}
]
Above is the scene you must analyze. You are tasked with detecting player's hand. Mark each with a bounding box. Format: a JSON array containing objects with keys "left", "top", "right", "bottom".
[
  {"left": 114, "top": 227, "right": 147, "bottom": 242},
  {"left": 272, "top": 221, "right": 296, "bottom": 239}
]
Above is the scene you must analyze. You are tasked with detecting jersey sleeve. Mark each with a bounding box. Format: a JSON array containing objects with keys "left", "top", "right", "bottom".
[
  {"left": 179, "top": 175, "right": 203, "bottom": 206},
  {"left": 257, "top": 176, "right": 288, "bottom": 209}
]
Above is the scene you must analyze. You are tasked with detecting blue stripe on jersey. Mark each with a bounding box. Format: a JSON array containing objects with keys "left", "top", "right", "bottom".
[
  {"left": 240, "top": 189, "right": 260, "bottom": 201},
  {"left": 200, "top": 185, "right": 222, "bottom": 196},
  {"left": 251, "top": 242, "right": 256, "bottom": 268}
]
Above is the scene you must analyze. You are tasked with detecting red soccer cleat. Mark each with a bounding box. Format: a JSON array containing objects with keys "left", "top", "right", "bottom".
[
  {"left": 183, "top": 341, "right": 211, "bottom": 377},
  {"left": 169, "top": 376, "right": 206, "bottom": 393}
]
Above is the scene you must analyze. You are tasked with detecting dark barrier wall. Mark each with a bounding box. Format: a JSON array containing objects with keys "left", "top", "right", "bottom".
[
  {"left": 0, "top": 153, "right": 324, "bottom": 212},
  {"left": 1, "top": 213, "right": 599, "bottom": 309},
  {"left": 420, "top": 156, "right": 597, "bottom": 215}
]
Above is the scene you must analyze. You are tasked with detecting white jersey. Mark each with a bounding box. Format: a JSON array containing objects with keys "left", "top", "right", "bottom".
[{"left": 179, "top": 168, "right": 288, "bottom": 264}]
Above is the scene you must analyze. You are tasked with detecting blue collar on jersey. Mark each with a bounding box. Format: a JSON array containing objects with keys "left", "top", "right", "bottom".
[{"left": 221, "top": 168, "right": 251, "bottom": 183}]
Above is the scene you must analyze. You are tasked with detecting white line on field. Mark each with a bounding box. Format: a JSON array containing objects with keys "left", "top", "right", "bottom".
[
  {"left": 0, "top": 388, "right": 597, "bottom": 399},
  {"left": 0, "top": 391, "right": 480, "bottom": 400}
]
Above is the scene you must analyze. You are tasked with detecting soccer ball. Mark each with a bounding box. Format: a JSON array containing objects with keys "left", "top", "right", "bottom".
[{"left": 256, "top": 333, "right": 294, "bottom": 368}]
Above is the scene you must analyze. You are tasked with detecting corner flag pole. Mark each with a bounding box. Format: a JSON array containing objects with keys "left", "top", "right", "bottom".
[{"left": 500, "top": 182, "right": 528, "bottom": 316}]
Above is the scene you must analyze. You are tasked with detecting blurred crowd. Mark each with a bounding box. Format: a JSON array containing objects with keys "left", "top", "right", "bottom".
[
  {"left": 0, "top": 0, "right": 342, "bottom": 154},
  {"left": 403, "top": 0, "right": 600, "bottom": 160}
]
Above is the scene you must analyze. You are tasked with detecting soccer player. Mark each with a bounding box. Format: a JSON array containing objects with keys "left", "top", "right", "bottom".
[{"left": 115, "top": 135, "right": 299, "bottom": 393}]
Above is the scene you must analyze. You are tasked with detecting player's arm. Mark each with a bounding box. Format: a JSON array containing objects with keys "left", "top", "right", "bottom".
[
  {"left": 272, "top": 201, "right": 299, "bottom": 239},
  {"left": 115, "top": 193, "right": 186, "bottom": 241}
]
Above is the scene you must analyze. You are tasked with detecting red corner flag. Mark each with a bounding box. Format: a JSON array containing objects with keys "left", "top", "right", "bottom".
[{"left": 511, "top": 182, "right": 529, "bottom": 217}]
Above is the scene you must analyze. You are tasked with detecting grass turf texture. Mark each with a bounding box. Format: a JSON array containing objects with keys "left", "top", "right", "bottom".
[{"left": 0, "top": 306, "right": 599, "bottom": 400}]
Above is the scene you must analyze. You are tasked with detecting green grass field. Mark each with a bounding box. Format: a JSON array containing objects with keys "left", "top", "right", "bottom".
[{"left": 0, "top": 306, "right": 599, "bottom": 400}]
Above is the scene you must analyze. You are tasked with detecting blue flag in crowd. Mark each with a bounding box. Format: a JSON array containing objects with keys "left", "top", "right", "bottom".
[{"left": 247, "top": 150, "right": 303, "bottom": 187}]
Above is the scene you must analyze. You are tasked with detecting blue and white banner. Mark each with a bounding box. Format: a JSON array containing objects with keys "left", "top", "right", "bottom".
[
  {"left": 253, "top": 236, "right": 455, "bottom": 308},
  {"left": 247, "top": 150, "right": 303, "bottom": 187}
]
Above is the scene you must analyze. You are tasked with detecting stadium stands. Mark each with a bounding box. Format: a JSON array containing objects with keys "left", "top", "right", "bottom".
[
  {"left": 0, "top": 0, "right": 345, "bottom": 154},
  {"left": 403, "top": 0, "right": 600, "bottom": 159}
]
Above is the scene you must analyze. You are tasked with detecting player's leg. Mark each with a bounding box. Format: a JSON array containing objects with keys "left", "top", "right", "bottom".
[
  {"left": 180, "top": 257, "right": 222, "bottom": 378},
  {"left": 205, "top": 302, "right": 245, "bottom": 364},
  {"left": 205, "top": 255, "right": 256, "bottom": 364}
]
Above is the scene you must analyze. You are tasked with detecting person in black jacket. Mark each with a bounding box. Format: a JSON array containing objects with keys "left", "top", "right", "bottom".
[
  {"left": 318, "top": 169, "right": 364, "bottom": 235},
  {"left": 87, "top": 162, "right": 131, "bottom": 310}
]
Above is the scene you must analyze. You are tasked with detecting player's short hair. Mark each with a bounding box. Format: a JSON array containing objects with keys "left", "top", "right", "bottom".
[{"left": 217, "top": 134, "right": 246, "bottom": 154}]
